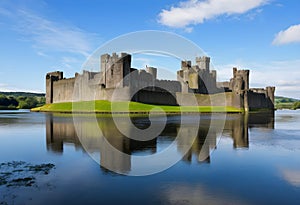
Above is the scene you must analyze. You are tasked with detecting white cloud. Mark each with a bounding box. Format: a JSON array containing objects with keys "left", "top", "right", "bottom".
[
  {"left": 184, "top": 27, "right": 193, "bottom": 33},
  {"left": 133, "top": 57, "right": 152, "bottom": 69},
  {"left": 0, "top": 83, "right": 9, "bottom": 88},
  {"left": 36, "top": 51, "right": 49, "bottom": 57},
  {"left": 0, "top": 4, "right": 100, "bottom": 57},
  {"left": 158, "top": 0, "right": 268, "bottom": 28},
  {"left": 164, "top": 184, "right": 250, "bottom": 205},
  {"left": 15, "top": 10, "right": 99, "bottom": 57},
  {"left": 281, "top": 169, "right": 300, "bottom": 187},
  {"left": 0, "top": 3, "right": 103, "bottom": 73},
  {"left": 60, "top": 56, "right": 83, "bottom": 69},
  {"left": 0, "top": 83, "right": 43, "bottom": 93},
  {"left": 273, "top": 24, "right": 300, "bottom": 45}
]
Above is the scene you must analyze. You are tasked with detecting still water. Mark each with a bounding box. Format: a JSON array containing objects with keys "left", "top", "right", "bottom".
[{"left": 0, "top": 110, "right": 300, "bottom": 204}]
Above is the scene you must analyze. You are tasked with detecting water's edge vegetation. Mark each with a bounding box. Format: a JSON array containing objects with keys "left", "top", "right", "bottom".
[
  {"left": 0, "top": 92, "right": 45, "bottom": 110},
  {"left": 275, "top": 96, "right": 300, "bottom": 110}
]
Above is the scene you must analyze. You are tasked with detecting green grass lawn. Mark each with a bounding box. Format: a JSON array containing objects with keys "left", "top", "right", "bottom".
[
  {"left": 275, "top": 102, "right": 300, "bottom": 110},
  {"left": 275, "top": 96, "right": 300, "bottom": 110},
  {"left": 31, "top": 100, "right": 243, "bottom": 113},
  {"left": 275, "top": 102, "right": 294, "bottom": 110}
]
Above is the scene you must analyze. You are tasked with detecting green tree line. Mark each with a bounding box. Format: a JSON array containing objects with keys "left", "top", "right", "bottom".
[
  {"left": 0, "top": 94, "right": 45, "bottom": 110},
  {"left": 275, "top": 96, "right": 300, "bottom": 110}
]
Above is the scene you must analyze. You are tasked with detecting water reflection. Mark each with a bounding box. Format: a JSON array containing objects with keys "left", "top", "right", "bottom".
[{"left": 46, "top": 112, "right": 274, "bottom": 173}]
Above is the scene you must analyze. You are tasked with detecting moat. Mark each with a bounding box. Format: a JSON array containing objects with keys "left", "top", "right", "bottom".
[{"left": 1, "top": 110, "right": 300, "bottom": 204}]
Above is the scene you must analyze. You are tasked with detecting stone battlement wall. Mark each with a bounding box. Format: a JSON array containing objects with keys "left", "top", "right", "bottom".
[
  {"left": 52, "top": 78, "right": 75, "bottom": 103},
  {"left": 133, "top": 90, "right": 178, "bottom": 105},
  {"left": 155, "top": 80, "right": 181, "bottom": 93},
  {"left": 45, "top": 53, "right": 275, "bottom": 111},
  {"left": 176, "top": 92, "right": 243, "bottom": 108},
  {"left": 247, "top": 90, "right": 274, "bottom": 111}
]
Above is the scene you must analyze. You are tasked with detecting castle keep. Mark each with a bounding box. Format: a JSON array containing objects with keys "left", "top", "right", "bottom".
[{"left": 46, "top": 53, "right": 275, "bottom": 111}]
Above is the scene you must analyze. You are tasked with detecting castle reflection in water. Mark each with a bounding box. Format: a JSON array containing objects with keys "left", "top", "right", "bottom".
[{"left": 46, "top": 113, "right": 274, "bottom": 173}]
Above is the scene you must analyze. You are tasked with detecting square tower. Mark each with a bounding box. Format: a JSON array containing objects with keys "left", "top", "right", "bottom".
[{"left": 100, "top": 53, "right": 131, "bottom": 88}]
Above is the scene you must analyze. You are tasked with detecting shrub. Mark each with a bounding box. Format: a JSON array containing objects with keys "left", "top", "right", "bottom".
[
  {"left": 292, "top": 101, "right": 300, "bottom": 110},
  {"left": 18, "top": 96, "right": 39, "bottom": 109},
  {"left": 0, "top": 95, "right": 18, "bottom": 108},
  {"left": 0, "top": 95, "right": 9, "bottom": 106}
]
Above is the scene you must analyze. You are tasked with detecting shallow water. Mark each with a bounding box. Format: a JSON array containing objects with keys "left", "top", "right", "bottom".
[{"left": 0, "top": 110, "right": 300, "bottom": 204}]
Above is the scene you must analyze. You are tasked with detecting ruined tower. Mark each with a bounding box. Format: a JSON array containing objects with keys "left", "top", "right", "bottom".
[
  {"left": 145, "top": 67, "right": 157, "bottom": 79},
  {"left": 230, "top": 67, "right": 249, "bottom": 92},
  {"left": 46, "top": 71, "right": 63, "bottom": 104},
  {"left": 196, "top": 56, "right": 210, "bottom": 71},
  {"left": 100, "top": 53, "right": 131, "bottom": 89},
  {"left": 266, "top": 86, "right": 275, "bottom": 105},
  {"left": 177, "top": 56, "right": 218, "bottom": 94}
]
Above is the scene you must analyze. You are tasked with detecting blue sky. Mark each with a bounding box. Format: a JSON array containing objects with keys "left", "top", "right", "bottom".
[{"left": 0, "top": 0, "right": 299, "bottom": 98}]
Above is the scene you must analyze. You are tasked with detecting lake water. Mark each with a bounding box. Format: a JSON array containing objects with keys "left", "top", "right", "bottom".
[{"left": 0, "top": 110, "right": 300, "bottom": 204}]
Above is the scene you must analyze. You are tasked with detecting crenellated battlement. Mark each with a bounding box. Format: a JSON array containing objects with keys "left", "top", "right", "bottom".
[
  {"left": 196, "top": 56, "right": 210, "bottom": 71},
  {"left": 45, "top": 53, "right": 275, "bottom": 111}
]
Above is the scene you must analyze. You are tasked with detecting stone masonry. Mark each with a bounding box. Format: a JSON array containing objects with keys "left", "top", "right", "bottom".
[{"left": 46, "top": 53, "right": 275, "bottom": 111}]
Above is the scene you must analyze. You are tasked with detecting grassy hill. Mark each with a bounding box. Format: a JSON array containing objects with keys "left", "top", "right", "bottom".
[
  {"left": 0, "top": 91, "right": 45, "bottom": 98},
  {"left": 0, "top": 92, "right": 45, "bottom": 110},
  {"left": 275, "top": 96, "right": 300, "bottom": 110},
  {"left": 275, "top": 96, "right": 298, "bottom": 103}
]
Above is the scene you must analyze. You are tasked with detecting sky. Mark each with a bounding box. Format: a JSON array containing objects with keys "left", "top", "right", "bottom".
[{"left": 0, "top": 0, "right": 299, "bottom": 98}]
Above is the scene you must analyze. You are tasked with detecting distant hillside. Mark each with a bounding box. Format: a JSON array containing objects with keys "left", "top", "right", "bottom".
[
  {"left": 0, "top": 92, "right": 45, "bottom": 110},
  {"left": 0, "top": 91, "right": 45, "bottom": 98},
  {"left": 275, "top": 96, "right": 299, "bottom": 103},
  {"left": 275, "top": 96, "right": 300, "bottom": 110}
]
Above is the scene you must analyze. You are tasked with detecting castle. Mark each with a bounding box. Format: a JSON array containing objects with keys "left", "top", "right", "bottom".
[{"left": 46, "top": 53, "right": 275, "bottom": 111}]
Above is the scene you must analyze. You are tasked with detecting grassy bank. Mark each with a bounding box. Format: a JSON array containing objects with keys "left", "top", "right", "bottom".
[
  {"left": 275, "top": 96, "right": 300, "bottom": 110},
  {"left": 31, "top": 100, "right": 243, "bottom": 114},
  {"left": 275, "top": 102, "right": 294, "bottom": 110}
]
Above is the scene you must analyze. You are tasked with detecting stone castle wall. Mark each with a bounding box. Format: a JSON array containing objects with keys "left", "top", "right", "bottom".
[
  {"left": 155, "top": 80, "right": 181, "bottom": 93},
  {"left": 46, "top": 53, "right": 275, "bottom": 111},
  {"left": 176, "top": 92, "right": 243, "bottom": 108},
  {"left": 52, "top": 78, "right": 75, "bottom": 103},
  {"left": 247, "top": 90, "right": 275, "bottom": 110},
  {"left": 134, "top": 90, "right": 178, "bottom": 105}
]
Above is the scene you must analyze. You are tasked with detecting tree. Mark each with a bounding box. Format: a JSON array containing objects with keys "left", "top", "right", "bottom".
[
  {"left": 25, "top": 96, "right": 38, "bottom": 108},
  {"left": 17, "top": 96, "right": 27, "bottom": 102},
  {"left": 36, "top": 97, "right": 46, "bottom": 107},
  {"left": 0, "top": 95, "right": 9, "bottom": 106},
  {"left": 17, "top": 96, "right": 38, "bottom": 109},
  {"left": 0, "top": 95, "right": 18, "bottom": 109},
  {"left": 293, "top": 101, "right": 300, "bottom": 110},
  {"left": 8, "top": 96, "right": 18, "bottom": 107}
]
